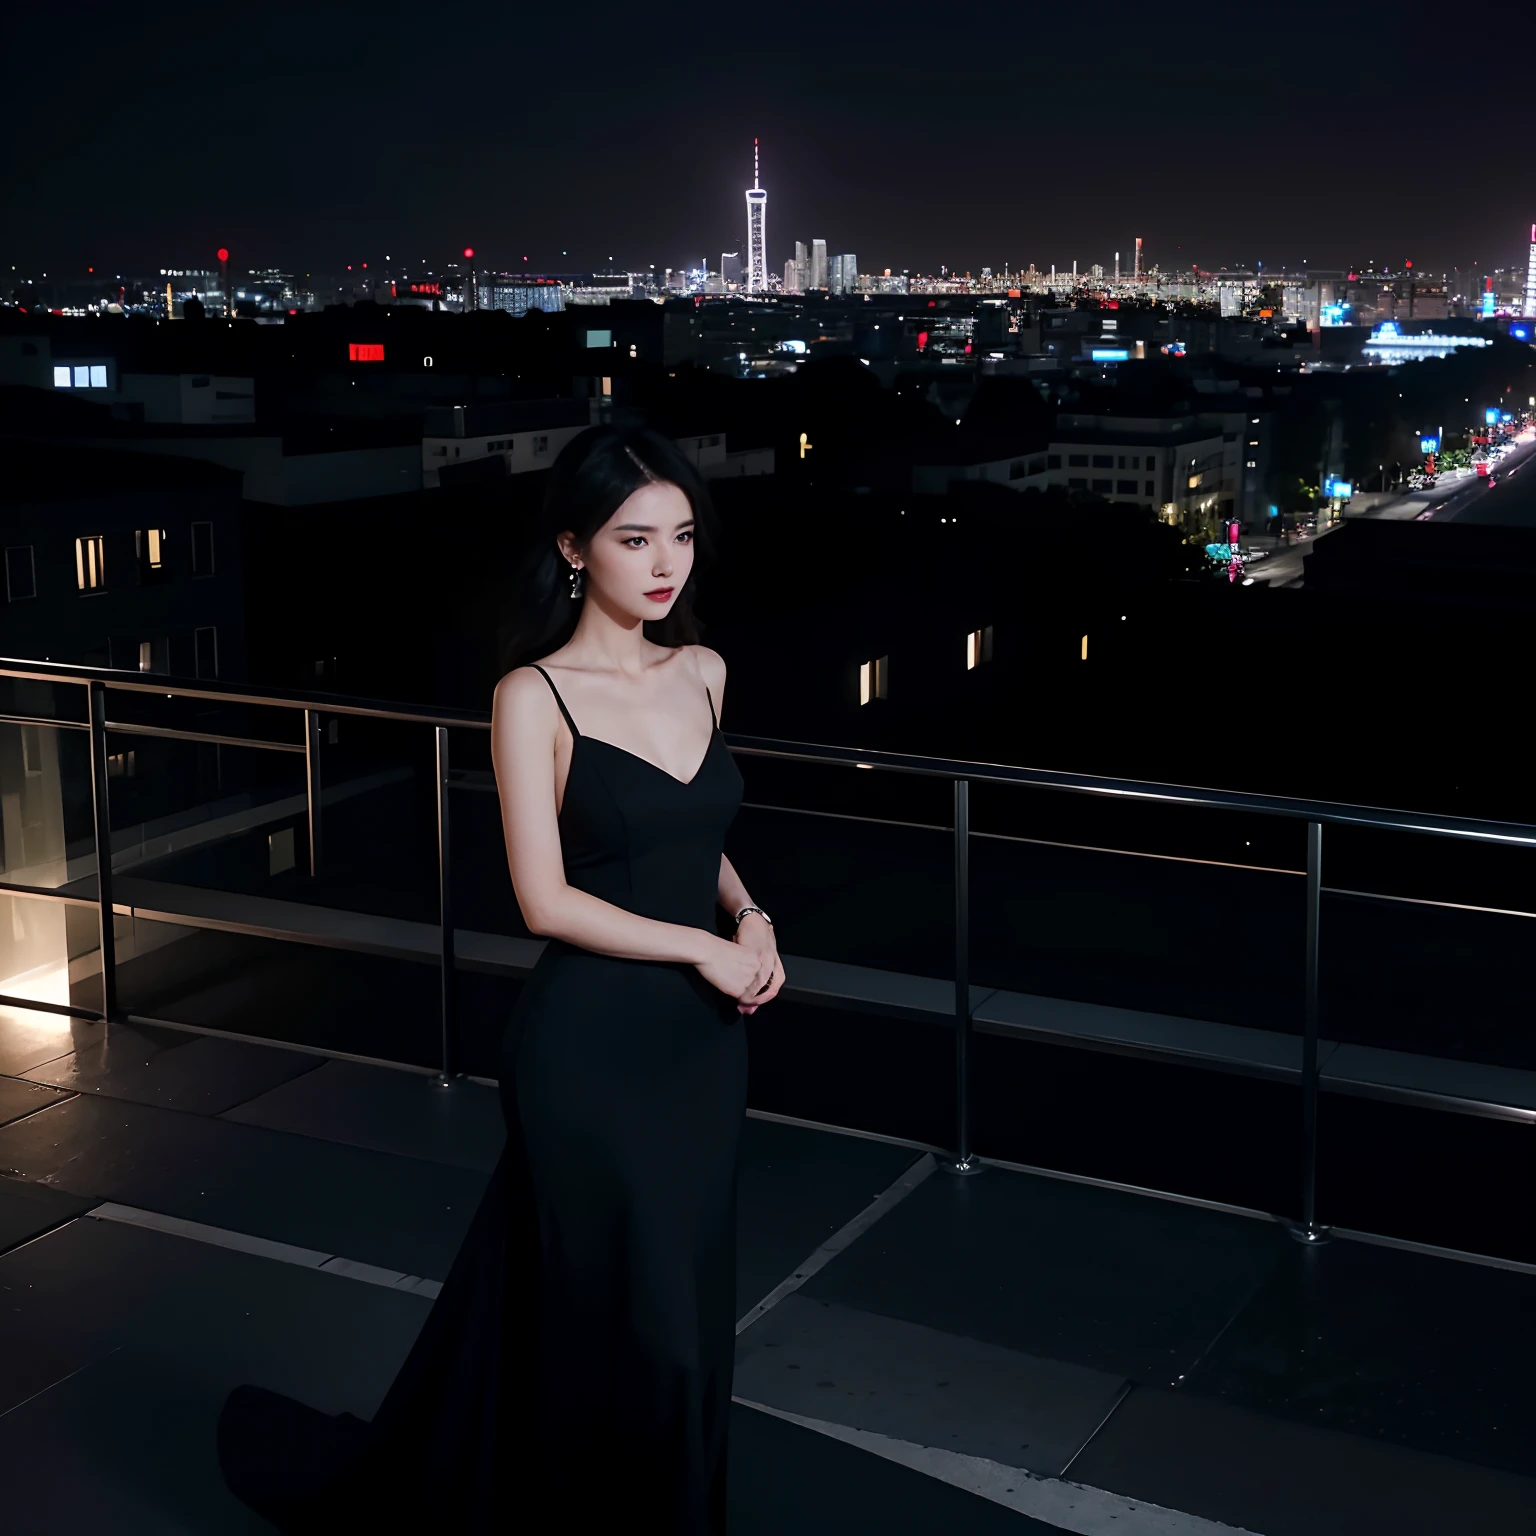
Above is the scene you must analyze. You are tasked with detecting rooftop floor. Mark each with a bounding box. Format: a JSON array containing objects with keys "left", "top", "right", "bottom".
[{"left": 1, "top": 1017, "right": 1533, "bottom": 1533}]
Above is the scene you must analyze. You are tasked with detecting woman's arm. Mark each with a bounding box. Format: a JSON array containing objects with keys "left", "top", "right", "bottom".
[
  {"left": 491, "top": 667, "right": 717, "bottom": 965},
  {"left": 693, "top": 646, "right": 754, "bottom": 918},
  {"left": 693, "top": 645, "right": 785, "bottom": 1012},
  {"left": 717, "top": 853, "right": 754, "bottom": 919}
]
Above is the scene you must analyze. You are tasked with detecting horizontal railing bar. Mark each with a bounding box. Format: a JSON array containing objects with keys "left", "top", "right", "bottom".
[
  {"left": 0, "top": 711, "right": 89, "bottom": 732},
  {"left": 1325, "top": 886, "right": 1536, "bottom": 922},
  {"left": 7, "top": 656, "right": 1536, "bottom": 848},
  {"left": 447, "top": 776, "right": 499, "bottom": 793},
  {"left": 0, "top": 907, "right": 1526, "bottom": 1122},
  {"left": 738, "top": 798, "right": 1307, "bottom": 878},
  {"left": 103, "top": 720, "right": 307, "bottom": 755},
  {"left": 724, "top": 736, "right": 1536, "bottom": 848},
  {"left": 0, "top": 992, "right": 106, "bottom": 1022},
  {"left": 1, "top": 658, "right": 492, "bottom": 730},
  {"left": 0, "top": 880, "right": 100, "bottom": 907}
]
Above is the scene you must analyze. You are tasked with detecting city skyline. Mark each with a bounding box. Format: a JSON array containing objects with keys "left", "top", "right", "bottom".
[{"left": 5, "top": 0, "right": 1535, "bottom": 279}]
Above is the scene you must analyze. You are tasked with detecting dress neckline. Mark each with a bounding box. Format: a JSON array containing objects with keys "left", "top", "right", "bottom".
[
  {"left": 532, "top": 662, "right": 720, "bottom": 794},
  {"left": 576, "top": 728, "right": 718, "bottom": 790}
]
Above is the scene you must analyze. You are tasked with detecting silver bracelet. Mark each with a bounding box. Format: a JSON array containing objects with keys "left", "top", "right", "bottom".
[{"left": 733, "top": 905, "right": 772, "bottom": 928}]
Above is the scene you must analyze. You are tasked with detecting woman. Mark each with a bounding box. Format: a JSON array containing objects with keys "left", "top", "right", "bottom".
[{"left": 218, "top": 425, "right": 784, "bottom": 1533}]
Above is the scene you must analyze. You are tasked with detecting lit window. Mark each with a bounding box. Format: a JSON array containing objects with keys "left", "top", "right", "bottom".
[
  {"left": 53, "top": 366, "right": 72, "bottom": 388},
  {"left": 106, "top": 750, "right": 137, "bottom": 779},
  {"left": 858, "top": 655, "right": 888, "bottom": 704},
  {"left": 1246, "top": 460, "right": 1257, "bottom": 469},
  {"left": 90, "top": 365, "right": 107, "bottom": 387},
  {"left": 73, "top": 365, "right": 92, "bottom": 388},
  {"left": 1080, "top": 634, "right": 1089, "bottom": 661},
  {"left": 966, "top": 626, "right": 994, "bottom": 669},
  {"left": 76, "top": 535, "right": 106, "bottom": 592},
  {"left": 136, "top": 527, "right": 166, "bottom": 572}
]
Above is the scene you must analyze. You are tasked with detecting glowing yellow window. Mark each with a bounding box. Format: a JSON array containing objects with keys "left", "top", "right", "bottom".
[{"left": 76, "top": 535, "right": 105, "bottom": 591}]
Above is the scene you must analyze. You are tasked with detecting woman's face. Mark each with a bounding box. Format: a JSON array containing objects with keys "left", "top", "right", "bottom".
[{"left": 561, "top": 480, "right": 696, "bottom": 623}]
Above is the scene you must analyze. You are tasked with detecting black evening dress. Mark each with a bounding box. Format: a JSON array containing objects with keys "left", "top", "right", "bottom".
[{"left": 218, "top": 662, "right": 749, "bottom": 1534}]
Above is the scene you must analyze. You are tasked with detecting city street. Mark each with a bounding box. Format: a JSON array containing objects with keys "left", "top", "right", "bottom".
[
  {"left": 1243, "top": 433, "right": 1536, "bottom": 586},
  {"left": 1432, "top": 433, "right": 1536, "bottom": 527}
]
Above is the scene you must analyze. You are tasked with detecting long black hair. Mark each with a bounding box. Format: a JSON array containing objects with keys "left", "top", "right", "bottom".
[{"left": 497, "top": 425, "right": 720, "bottom": 678}]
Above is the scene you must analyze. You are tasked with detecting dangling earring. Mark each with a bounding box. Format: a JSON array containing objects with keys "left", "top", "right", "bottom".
[{"left": 568, "top": 563, "right": 584, "bottom": 600}]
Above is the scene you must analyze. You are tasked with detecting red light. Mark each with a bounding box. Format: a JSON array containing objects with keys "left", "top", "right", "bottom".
[
  {"left": 1405, "top": 260, "right": 1412, "bottom": 269},
  {"left": 288, "top": 309, "right": 297, "bottom": 315},
  {"left": 348, "top": 343, "right": 385, "bottom": 362},
  {"left": 964, "top": 342, "right": 972, "bottom": 354},
  {"left": 463, "top": 247, "right": 475, "bottom": 260},
  {"left": 1107, "top": 300, "right": 1119, "bottom": 309},
  {"left": 917, "top": 330, "right": 929, "bottom": 350},
  {"left": 362, "top": 262, "right": 368, "bottom": 269},
  {"left": 87, "top": 266, "right": 94, "bottom": 274},
  {"left": 217, "top": 247, "right": 229, "bottom": 263}
]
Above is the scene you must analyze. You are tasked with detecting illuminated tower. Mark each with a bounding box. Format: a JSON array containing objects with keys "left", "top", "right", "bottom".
[
  {"left": 745, "top": 140, "right": 767, "bottom": 294},
  {"left": 1525, "top": 223, "right": 1536, "bottom": 317},
  {"left": 1134, "top": 236, "right": 1143, "bottom": 283}
]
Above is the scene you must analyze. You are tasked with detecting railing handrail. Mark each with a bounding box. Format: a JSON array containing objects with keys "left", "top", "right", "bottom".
[
  {"left": 6, "top": 651, "right": 1534, "bottom": 1242},
  {"left": 6, "top": 655, "right": 1536, "bottom": 849}
]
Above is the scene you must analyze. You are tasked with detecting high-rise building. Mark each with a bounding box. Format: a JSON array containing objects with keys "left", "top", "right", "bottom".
[
  {"left": 721, "top": 252, "right": 743, "bottom": 287},
  {"left": 1525, "top": 223, "right": 1536, "bottom": 317},
  {"left": 830, "top": 254, "right": 858, "bottom": 295},
  {"left": 745, "top": 141, "right": 767, "bottom": 293},
  {"left": 810, "top": 239, "right": 827, "bottom": 290},
  {"left": 783, "top": 258, "right": 799, "bottom": 293},
  {"left": 1134, "top": 237, "right": 1143, "bottom": 282}
]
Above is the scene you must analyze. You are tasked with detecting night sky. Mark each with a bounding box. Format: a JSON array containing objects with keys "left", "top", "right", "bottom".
[{"left": 6, "top": 1, "right": 1534, "bottom": 279}]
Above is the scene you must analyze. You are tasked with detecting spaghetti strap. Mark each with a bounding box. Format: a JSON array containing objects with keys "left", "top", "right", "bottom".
[
  {"left": 530, "top": 665, "right": 581, "bottom": 739},
  {"left": 704, "top": 685, "right": 718, "bottom": 730}
]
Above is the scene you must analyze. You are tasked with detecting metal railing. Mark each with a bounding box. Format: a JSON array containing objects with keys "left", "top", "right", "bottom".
[{"left": 4, "top": 655, "right": 1536, "bottom": 1246}]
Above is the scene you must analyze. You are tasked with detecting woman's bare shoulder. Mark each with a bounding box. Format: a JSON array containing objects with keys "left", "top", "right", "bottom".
[
  {"left": 686, "top": 644, "right": 727, "bottom": 694},
  {"left": 493, "top": 663, "right": 558, "bottom": 717}
]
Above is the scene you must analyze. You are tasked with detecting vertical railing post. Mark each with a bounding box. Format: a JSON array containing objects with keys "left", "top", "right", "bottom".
[
  {"left": 941, "top": 777, "right": 982, "bottom": 1175},
  {"left": 87, "top": 681, "right": 118, "bottom": 1025},
  {"left": 1290, "top": 820, "right": 1329, "bottom": 1243},
  {"left": 304, "top": 707, "right": 322, "bottom": 877},
  {"left": 434, "top": 726, "right": 458, "bottom": 1086}
]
